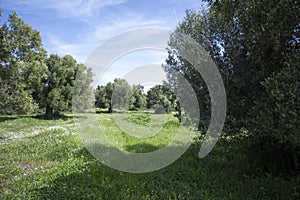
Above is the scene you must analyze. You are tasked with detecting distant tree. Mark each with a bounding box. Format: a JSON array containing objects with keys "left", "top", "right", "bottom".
[
  {"left": 94, "top": 81, "right": 115, "bottom": 112},
  {"left": 146, "top": 85, "right": 176, "bottom": 114},
  {"left": 105, "top": 82, "right": 114, "bottom": 112},
  {"left": 111, "top": 78, "right": 132, "bottom": 111},
  {"left": 72, "top": 64, "right": 94, "bottom": 112},
  {"left": 95, "top": 85, "right": 108, "bottom": 109},
  {"left": 95, "top": 81, "right": 147, "bottom": 112},
  {"left": 129, "top": 84, "right": 146, "bottom": 110}
]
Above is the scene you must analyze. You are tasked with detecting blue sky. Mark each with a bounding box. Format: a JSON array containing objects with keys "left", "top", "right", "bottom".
[
  {"left": 1, "top": 0, "right": 204, "bottom": 86},
  {"left": 1, "top": 0, "right": 203, "bottom": 62}
]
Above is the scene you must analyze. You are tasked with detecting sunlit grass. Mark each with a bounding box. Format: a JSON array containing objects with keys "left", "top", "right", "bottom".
[
  {"left": 98, "top": 112, "right": 179, "bottom": 153},
  {"left": 0, "top": 113, "right": 299, "bottom": 199}
]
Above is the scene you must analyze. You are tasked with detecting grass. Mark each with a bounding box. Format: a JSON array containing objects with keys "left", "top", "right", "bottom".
[
  {"left": 99, "top": 112, "right": 178, "bottom": 152},
  {"left": 0, "top": 112, "right": 299, "bottom": 199}
]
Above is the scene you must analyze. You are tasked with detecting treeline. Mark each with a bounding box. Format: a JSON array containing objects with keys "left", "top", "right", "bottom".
[
  {"left": 0, "top": 12, "right": 177, "bottom": 116},
  {"left": 0, "top": 12, "right": 93, "bottom": 115},
  {"left": 164, "top": 0, "right": 299, "bottom": 172},
  {"left": 95, "top": 78, "right": 178, "bottom": 113}
]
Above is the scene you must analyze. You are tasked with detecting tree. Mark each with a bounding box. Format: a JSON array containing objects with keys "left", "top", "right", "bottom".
[
  {"left": 72, "top": 64, "right": 94, "bottom": 112},
  {"left": 205, "top": 0, "right": 299, "bottom": 124},
  {"left": 105, "top": 82, "right": 114, "bottom": 112},
  {"left": 111, "top": 78, "right": 132, "bottom": 111},
  {"left": 203, "top": 0, "right": 299, "bottom": 171},
  {"left": 95, "top": 85, "right": 108, "bottom": 109},
  {"left": 146, "top": 85, "right": 176, "bottom": 114},
  {"left": 165, "top": 0, "right": 300, "bottom": 171},
  {"left": 0, "top": 12, "right": 47, "bottom": 114},
  {"left": 129, "top": 84, "right": 146, "bottom": 110},
  {"left": 42, "top": 54, "right": 94, "bottom": 115},
  {"left": 246, "top": 63, "right": 300, "bottom": 171},
  {"left": 0, "top": 12, "right": 93, "bottom": 116},
  {"left": 164, "top": 11, "right": 213, "bottom": 128},
  {"left": 95, "top": 81, "right": 146, "bottom": 112},
  {"left": 41, "top": 54, "right": 75, "bottom": 115}
]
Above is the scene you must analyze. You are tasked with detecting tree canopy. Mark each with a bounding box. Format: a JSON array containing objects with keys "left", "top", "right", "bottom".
[
  {"left": 95, "top": 79, "right": 147, "bottom": 112},
  {"left": 95, "top": 81, "right": 176, "bottom": 114},
  {"left": 0, "top": 12, "right": 93, "bottom": 115},
  {"left": 164, "top": 0, "right": 299, "bottom": 171}
]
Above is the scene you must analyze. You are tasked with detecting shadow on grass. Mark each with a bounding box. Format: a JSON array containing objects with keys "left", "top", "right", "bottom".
[
  {"left": 32, "top": 142, "right": 298, "bottom": 199},
  {"left": 34, "top": 143, "right": 211, "bottom": 199},
  {"left": 125, "top": 143, "right": 164, "bottom": 153},
  {"left": 95, "top": 110, "right": 111, "bottom": 114},
  {"left": 0, "top": 115, "right": 44, "bottom": 122},
  {"left": 0, "top": 114, "right": 77, "bottom": 123},
  {"left": 0, "top": 116, "right": 17, "bottom": 122},
  {"left": 34, "top": 114, "right": 73, "bottom": 121}
]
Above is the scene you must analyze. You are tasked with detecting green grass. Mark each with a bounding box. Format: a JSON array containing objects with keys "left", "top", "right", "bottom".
[
  {"left": 0, "top": 113, "right": 299, "bottom": 199},
  {"left": 129, "top": 111, "right": 152, "bottom": 126},
  {"left": 98, "top": 112, "right": 178, "bottom": 153}
]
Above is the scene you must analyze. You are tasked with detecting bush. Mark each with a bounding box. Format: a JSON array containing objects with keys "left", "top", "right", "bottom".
[{"left": 245, "top": 65, "right": 300, "bottom": 172}]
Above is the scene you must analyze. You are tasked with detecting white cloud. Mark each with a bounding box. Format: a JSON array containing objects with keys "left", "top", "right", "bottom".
[
  {"left": 45, "top": 34, "right": 89, "bottom": 62},
  {"left": 53, "top": 0, "right": 126, "bottom": 19},
  {"left": 93, "top": 19, "right": 166, "bottom": 42},
  {"left": 3, "top": 0, "right": 200, "bottom": 64},
  {"left": 9, "top": 0, "right": 126, "bottom": 19},
  {"left": 96, "top": 50, "right": 168, "bottom": 87},
  {"left": 46, "top": 16, "right": 169, "bottom": 63},
  {"left": 46, "top": 28, "right": 168, "bottom": 63}
]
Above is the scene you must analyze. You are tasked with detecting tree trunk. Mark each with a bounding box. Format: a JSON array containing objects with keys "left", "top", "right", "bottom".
[
  {"left": 292, "top": 152, "right": 298, "bottom": 172},
  {"left": 46, "top": 105, "right": 53, "bottom": 115},
  {"left": 108, "top": 104, "right": 113, "bottom": 113}
]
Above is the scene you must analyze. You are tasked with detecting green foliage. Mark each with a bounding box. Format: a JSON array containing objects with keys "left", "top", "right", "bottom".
[
  {"left": 95, "top": 85, "right": 109, "bottom": 108},
  {"left": 95, "top": 80, "right": 146, "bottom": 112},
  {"left": 206, "top": 0, "right": 300, "bottom": 172},
  {"left": 0, "top": 87, "right": 38, "bottom": 114},
  {"left": 0, "top": 12, "right": 93, "bottom": 116},
  {"left": 105, "top": 82, "right": 114, "bottom": 112},
  {"left": 165, "top": 0, "right": 300, "bottom": 172},
  {"left": 146, "top": 85, "right": 177, "bottom": 114},
  {"left": 164, "top": 11, "right": 212, "bottom": 128},
  {"left": 129, "top": 85, "right": 146, "bottom": 110},
  {"left": 205, "top": 0, "right": 299, "bottom": 124},
  {"left": 112, "top": 78, "right": 132, "bottom": 110},
  {"left": 95, "top": 82, "right": 177, "bottom": 114},
  {"left": 0, "top": 12, "right": 47, "bottom": 114},
  {"left": 245, "top": 64, "right": 300, "bottom": 171},
  {"left": 41, "top": 54, "right": 76, "bottom": 115},
  {"left": 72, "top": 64, "right": 94, "bottom": 112}
]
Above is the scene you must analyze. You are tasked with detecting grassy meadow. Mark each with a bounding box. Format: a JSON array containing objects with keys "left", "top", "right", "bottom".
[{"left": 0, "top": 112, "right": 299, "bottom": 199}]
